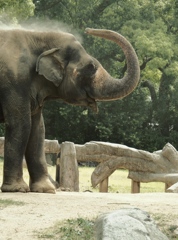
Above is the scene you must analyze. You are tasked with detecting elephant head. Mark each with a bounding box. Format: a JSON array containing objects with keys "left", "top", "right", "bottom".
[{"left": 36, "top": 29, "right": 140, "bottom": 112}]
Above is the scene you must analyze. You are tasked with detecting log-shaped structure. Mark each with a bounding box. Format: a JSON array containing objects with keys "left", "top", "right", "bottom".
[
  {"left": 44, "top": 139, "right": 60, "bottom": 153},
  {"left": 60, "top": 142, "right": 79, "bottom": 191},
  {"left": 0, "top": 137, "right": 60, "bottom": 156},
  {"left": 74, "top": 141, "right": 178, "bottom": 191}
]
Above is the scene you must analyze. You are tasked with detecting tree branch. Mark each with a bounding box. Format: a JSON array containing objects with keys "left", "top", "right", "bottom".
[
  {"left": 140, "top": 57, "right": 152, "bottom": 70},
  {"left": 35, "top": 0, "right": 61, "bottom": 12},
  {"left": 141, "top": 80, "right": 157, "bottom": 109},
  {"left": 92, "top": 0, "right": 115, "bottom": 17}
]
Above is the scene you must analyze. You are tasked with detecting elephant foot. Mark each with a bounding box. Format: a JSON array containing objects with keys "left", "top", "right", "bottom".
[
  {"left": 1, "top": 179, "right": 30, "bottom": 193},
  {"left": 30, "top": 177, "right": 56, "bottom": 194}
]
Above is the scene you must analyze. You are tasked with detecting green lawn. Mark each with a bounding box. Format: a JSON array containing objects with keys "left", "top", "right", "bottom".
[
  {"left": 0, "top": 160, "right": 165, "bottom": 193},
  {"left": 79, "top": 166, "right": 165, "bottom": 193}
]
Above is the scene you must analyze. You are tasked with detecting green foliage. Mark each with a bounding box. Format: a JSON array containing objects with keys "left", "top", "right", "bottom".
[
  {"left": 0, "top": 199, "right": 25, "bottom": 207},
  {"left": 0, "top": 0, "right": 35, "bottom": 24},
  {"left": 35, "top": 0, "right": 178, "bottom": 151},
  {"left": 59, "top": 218, "right": 94, "bottom": 240}
]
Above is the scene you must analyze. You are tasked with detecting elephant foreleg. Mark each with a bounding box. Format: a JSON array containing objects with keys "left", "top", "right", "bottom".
[{"left": 25, "top": 110, "right": 56, "bottom": 193}]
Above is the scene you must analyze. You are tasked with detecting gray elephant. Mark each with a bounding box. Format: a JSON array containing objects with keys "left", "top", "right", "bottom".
[{"left": 0, "top": 28, "right": 140, "bottom": 193}]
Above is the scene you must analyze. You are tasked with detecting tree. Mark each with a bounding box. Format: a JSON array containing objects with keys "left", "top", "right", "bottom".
[
  {"left": 0, "top": 0, "right": 35, "bottom": 24},
  {"left": 34, "top": 0, "right": 178, "bottom": 151}
]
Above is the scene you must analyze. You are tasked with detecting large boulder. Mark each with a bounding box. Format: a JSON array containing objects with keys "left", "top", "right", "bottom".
[{"left": 95, "top": 208, "right": 168, "bottom": 240}]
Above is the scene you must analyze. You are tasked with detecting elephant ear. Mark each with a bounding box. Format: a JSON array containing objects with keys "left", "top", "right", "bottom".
[{"left": 36, "top": 48, "right": 64, "bottom": 87}]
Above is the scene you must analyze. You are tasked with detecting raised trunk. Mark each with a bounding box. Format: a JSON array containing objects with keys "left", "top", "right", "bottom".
[{"left": 85, "top": 28, "right": 140, "bottom": 100}]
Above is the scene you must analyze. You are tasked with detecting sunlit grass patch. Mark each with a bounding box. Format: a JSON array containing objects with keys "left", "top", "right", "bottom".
[
  {"left": 152, "top": 213, "right": 178, "bottom": 239},
  {"left": 79, "top": 167, "right": 164, "bottom": 193},
  {"left": 0, "top": 199, "right": 26, "bottom": 207},
  {"left": 37, "top": 218, "right": 95, "bottom": 240}
]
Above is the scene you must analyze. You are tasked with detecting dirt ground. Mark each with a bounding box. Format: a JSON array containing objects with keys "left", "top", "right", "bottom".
[{"left": 0, "top": 191, "right": 177, "bottom": 239}]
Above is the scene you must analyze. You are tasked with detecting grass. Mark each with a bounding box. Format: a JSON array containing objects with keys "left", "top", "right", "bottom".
[
  {"left": 152, "top": 213, "right": 178, "bottom": 240},
  {"left": 0, "top": 198, "right": 25, "bottom": 207},
  {"left": 37, "top": 218, "right": 95, "bottom": 240},
  {"left": 0, "top": 160, "right": 165, "bottom": 193},
  {"left": 78, "top": 166, "right": 165, "bottom": 193}
]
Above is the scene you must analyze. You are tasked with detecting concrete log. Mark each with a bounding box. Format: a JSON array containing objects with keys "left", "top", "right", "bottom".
[
  {"left": 60, "top": 141, "right": 79, "bottom": 192},
  {"left": 99, "top": 178, "right": 109, "bottom": 193},
  {"left": 131, "top": 180, "right": 140, "bottom": 194},
  {"left": 0, "top": 137, "right": 4, "bottom": 156},
  {"left": 128, "top": 172, "right": 178, "bottom": 185},
  {"left": 90, "top": 142, "right": 178, "bottom": 188},
  {"left": 166, "top": 182, "right": 178, "bottom": 193},
  {"left": 44, "top": 139, "right": 60, "bottom": 153},
  {"left": 0, "top": 137, "right": 60, "bottom": 157}
]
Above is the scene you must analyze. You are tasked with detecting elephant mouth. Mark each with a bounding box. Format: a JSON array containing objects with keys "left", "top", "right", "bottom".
[
  {"left": 86, "top": 93, "right": 98, "bottom": 113},
  {"left": 63, "top": 91, "right": 98, "bottom": 113},
  {"left": 74, "top": 92, "right": 98, "bottom": 113}
]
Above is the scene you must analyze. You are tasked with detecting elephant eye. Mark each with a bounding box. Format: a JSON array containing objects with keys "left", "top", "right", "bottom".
[{"left": 86, "top": 63, "right": 96, "bottom": 75}]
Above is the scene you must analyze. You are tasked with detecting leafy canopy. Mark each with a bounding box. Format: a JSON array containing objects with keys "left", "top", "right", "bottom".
[{"left": 0, "top": 0, "right": 35, "bottom": 24}]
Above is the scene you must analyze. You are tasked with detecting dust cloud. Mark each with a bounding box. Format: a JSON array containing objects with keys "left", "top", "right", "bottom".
[{"left": 0, "top": 18, "right": 83, "bottom": 43}]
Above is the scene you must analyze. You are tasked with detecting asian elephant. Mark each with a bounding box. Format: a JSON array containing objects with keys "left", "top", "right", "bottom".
[{"left": 0, "top": 28, "right": 140, "bottom": 193}]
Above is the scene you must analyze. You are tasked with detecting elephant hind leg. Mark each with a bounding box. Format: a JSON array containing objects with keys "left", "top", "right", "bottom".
[{"left": 0, "top": 103, "right": 4, "bottom": 122}]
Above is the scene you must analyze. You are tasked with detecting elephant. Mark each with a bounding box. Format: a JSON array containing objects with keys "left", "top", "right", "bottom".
[{"left": 0, "top": 28, "right": 140, "bottom": 193}]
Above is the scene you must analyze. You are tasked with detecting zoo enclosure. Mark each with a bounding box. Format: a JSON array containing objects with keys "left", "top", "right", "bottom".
[
  {"left": 0, "top": 137, "right": 178, "bottom": 193},
  {"left": 57, "top": 141, "right": 178, "bottom": 193}
]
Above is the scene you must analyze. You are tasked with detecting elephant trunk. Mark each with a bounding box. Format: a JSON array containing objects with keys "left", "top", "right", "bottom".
[{"left": 85, "top": 28, "right": 140, "bottom": 101}]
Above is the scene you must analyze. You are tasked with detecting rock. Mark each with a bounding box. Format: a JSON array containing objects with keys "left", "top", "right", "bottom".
[
  {"left": 95, "top": 208, "right": 168, "bottom": 240},
  {"left": 173, "top": 227, "right": 178, "bottom": 237}
]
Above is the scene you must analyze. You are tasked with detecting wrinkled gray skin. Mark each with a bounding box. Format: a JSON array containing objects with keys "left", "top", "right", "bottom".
[{"left": 0, "top": 28, "right": 140, "bottom": 193}]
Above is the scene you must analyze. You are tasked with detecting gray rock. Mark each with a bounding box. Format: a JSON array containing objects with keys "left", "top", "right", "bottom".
[{"left": 95, "top": 208, "right": 168, "bottom": 240}]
